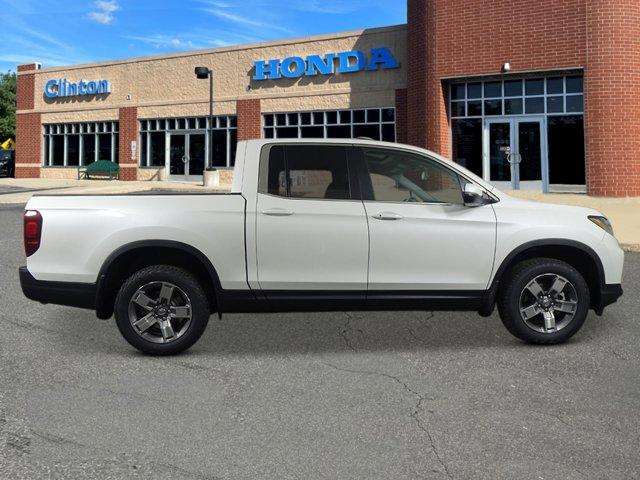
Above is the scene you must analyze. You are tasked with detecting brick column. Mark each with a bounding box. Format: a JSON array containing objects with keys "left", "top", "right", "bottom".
[
  {"left": 406, "top": 0, "right": 429, "bottom": 150},
  {"left": 395, "top": 89, "right": 408, "bottom": 144},
  {"left": 15, "top": 64, "right": 41, "bottom": 178},
  {"left": 118, "top": 107, "right": 138, "bottom": 181},
  {"left": 236, "top": 99, "right": 262, "bottom": 141},
  {"left": 407, "top": 0, "right": 450, "bottom": 157},
  {"left": 585, "top": 0, "right": 640, "bottom": 197}
]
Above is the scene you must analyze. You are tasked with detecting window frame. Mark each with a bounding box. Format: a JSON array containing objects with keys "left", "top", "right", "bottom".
[
  {"left": 258, "top": 143, "right": 362, "bottom": 202},
  {"left": 354, "top": 146, "right": 468, "bottom": 206},
  {"left": 263, "top": 108, "right": 396, "bottom": 142},
  {"left": 138, "top": 115, "right": 238, "bottom": 168},
  {"left": 450, "top": 75, "right": 584, "bottom": 120},
  {"left": 42, "top": 121, "right": 119, "bottom": 167}
]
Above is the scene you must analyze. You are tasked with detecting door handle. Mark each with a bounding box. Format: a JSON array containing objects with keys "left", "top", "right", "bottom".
[
  {"left": 373, "top": 212, "right": 403, "bottom": 221},
  {"left": 262, "top": 208, "right": 294, "bottom": 217}
]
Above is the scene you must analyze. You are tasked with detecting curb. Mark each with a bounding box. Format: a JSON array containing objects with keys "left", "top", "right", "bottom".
[{"left": 621, "top": 244, "right": 640, "bottom": 253}]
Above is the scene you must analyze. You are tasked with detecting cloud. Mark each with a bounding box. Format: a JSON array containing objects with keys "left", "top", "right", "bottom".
[
  {"left": 87, "top": 0, "right": 120, "bottom": 25},
  {"left": 124, "top": 34, "right": 199, "bottom": 50},
  {"left": 292, "top": 1, "right": 360, "bottom": 14},
  {"left": 203, "top": 8, "right": 293, "bottom": 34},
  {"left": 0, "top": 18, "right": 92, "bottom": 69}
]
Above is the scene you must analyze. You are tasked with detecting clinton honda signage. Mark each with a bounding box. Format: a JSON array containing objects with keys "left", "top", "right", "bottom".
[
  {"left": 253, "top": 47, "right": 400, "bottom": 81},
  {"left": 44, "top": 79, "right": 111, "bottom": 99}
]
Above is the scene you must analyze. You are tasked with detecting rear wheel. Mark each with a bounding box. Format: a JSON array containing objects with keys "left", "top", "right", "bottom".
[
  {"left": 497, "top": 258, "right": 590, "bottom": 344},
  {"left": 114, "top": 265, "right": 210, "bottom": 355}
]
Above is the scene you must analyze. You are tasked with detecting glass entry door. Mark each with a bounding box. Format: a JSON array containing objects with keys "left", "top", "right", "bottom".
[
  {"left": 168, "top": 131, "right": 206, "bottom": 182},
  {"left": 484, "top": 117, "right": 546, "bottom": 190}
]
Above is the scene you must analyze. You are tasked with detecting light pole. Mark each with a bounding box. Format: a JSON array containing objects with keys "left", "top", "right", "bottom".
[{"left": 195, "top": 66, "right": 213, "bottom": 171}]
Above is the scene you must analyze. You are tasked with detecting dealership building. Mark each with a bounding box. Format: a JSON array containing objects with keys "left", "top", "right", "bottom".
[{"left": 15, "top": 0, "right": 640, "bottom": 196}]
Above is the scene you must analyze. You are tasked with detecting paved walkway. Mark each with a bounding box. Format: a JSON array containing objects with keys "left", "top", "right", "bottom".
[
  {"left": 508, "top": 191, "right": 640, "bottom": 252},
  {"left": 1, "top": 179, "right": 637, "bottom": 251},
  {"left": 0, "top": 178, "right": 224, "bottom": 204}
]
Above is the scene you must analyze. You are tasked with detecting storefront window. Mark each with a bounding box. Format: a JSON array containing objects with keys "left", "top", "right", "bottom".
[
  {"left": 82, "top": 134, "right": 95, "bottom": 165},
  {"left": 149, "top": 132, "right": 165, "bottom": 167},
  {"left": 548, "top": 116, "right": 585, "bottom": 185},
  {"left": 450, "top": 75, "right": 585, "bottom": 188},
  {"left": 450, "top": 75, "right": 583, "bottom": 119},
  {"left": 50, "top": 135, "right": 64, "bottom": 166},
  {"left": 97, "top": 134, "right": 112, "bottom": 162},
  {"left": 451, "top": 119, "right": 483, "bottom": 177},
  {"left": 67, "top": 135, "right": 80, "bottom": 166},
  {"left": 43, "top": 122, "right": 119, "bottom": 166},
  {"left": 263, "top": 108, "right": 396, "bottom": 142},
  {"left": 139, "top": 116, "right": 238, "bottom": 168}
]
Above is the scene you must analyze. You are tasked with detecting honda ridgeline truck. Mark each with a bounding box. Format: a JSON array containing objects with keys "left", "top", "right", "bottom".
[{"left": 20, "top": 139, "right": 624, "bottom": 354}]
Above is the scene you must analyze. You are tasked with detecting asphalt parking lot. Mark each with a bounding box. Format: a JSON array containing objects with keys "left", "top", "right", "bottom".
[{"left": 1, "top": 203, "right": 639, "bottom": 479}]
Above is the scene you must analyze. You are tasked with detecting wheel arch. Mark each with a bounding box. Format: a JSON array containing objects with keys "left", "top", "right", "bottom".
[
  {"left": 95, "top": 240, "right": 222, "bottom": 319},
  {"left": 480, "top": 239, "right": 605, "bottom": 316}
]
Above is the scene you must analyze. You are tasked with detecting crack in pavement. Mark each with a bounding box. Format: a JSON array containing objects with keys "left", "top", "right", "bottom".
[
  {"left": 30, "top": 429, "right": 87, "bottom": 449},
  {"left": 406, "top": 313, "right": 436, "bottom": 343},
  {"left": 609, "top": 347, "right": 628, "bottom": 361},
  {"left": 338, "top": 312, "right": 359, "bottom": 352},
  {"left": 321, "top": 361, "right": 453, "bottom": 479}
]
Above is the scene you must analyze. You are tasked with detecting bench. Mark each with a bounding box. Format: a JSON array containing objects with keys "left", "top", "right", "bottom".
[{"left": 78, "top": 160, "right": 120, "bottom": 180}]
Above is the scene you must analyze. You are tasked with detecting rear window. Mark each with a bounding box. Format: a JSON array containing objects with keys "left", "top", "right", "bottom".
[{"left": 259, "top": 145, "right": 351, "bottom": 200}]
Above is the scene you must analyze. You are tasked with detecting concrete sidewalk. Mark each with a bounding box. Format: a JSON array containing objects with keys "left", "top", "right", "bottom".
[
  {"left": 0, "top": 178, "right": 225, "bottom": 204},
  {"left": 508, "top": 191, "right": 640, "bottom": 252},
  {"left": 1, "top": 178, "right": 637, "bottom": 251}
]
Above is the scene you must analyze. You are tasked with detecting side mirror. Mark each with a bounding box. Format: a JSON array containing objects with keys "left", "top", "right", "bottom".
[{"left": 463, "top": 182, "right": 488, "bottom": 207}]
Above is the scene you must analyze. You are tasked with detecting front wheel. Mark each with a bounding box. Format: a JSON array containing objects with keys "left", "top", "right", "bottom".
[
  {"left": 114, "top": 265, "right": 210, "bottom": 355},
  {"left": 497, "top": 258, "right": 590, "bottom": 344}
]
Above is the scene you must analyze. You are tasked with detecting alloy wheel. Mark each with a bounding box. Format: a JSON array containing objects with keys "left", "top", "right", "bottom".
[
  {"left": 519, "top": 273, "right": 579, "bottom": 334},
  {"left": 127, "top": 281, "right": 192, "bottom": 344}
]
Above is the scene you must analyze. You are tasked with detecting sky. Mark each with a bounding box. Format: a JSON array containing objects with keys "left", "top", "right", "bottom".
[{"left": 0, "top": 0, "right": 406, "bottom": 73}]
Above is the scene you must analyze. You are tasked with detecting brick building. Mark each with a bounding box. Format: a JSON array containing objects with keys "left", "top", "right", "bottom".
[{"left": 15, "top": 0, "right": 640, "bottom": 196}]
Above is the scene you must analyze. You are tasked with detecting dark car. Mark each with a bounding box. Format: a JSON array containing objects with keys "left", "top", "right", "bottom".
[{"left": 0, "top": 150, "right": 15, "bottom": 178}]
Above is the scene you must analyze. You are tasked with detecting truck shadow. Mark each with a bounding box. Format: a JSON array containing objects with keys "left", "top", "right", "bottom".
[
  {"left": 185, "top": 310, "right": 606, "bottom": 357},
  {"left": 29, "top": 307, "right": 609, "bottom": 358}
]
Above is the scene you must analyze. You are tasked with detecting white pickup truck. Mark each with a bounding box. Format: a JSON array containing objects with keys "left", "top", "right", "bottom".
[{"left": 20, "top": 139, "right": 623, "bottom": 354}]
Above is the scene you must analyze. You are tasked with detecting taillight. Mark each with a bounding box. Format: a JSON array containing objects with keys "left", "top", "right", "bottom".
[{"left": 24, "top": 210, "right": 42, "bottom": 257}]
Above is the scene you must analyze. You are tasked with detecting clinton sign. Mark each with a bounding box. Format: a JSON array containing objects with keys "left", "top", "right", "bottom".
[
  {"left": 253, "top": 47, "right": 400, "bottom": 81},
  {"left": 44, "top": 79, "right": 111, "bottom": 99}
]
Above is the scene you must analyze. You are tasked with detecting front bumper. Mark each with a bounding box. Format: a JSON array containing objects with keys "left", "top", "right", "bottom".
[{"left": 19, "top": 267, "right": 96, "bottom": 310}]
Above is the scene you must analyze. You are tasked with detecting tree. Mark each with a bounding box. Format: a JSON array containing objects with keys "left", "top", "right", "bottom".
[{"left": 0, "top": 71, "right": 17, "bottom": 141}]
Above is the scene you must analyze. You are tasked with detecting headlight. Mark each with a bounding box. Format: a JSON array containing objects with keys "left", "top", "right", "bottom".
[{"left": 589, "top": 216, "right": 614, "bottom": 236}]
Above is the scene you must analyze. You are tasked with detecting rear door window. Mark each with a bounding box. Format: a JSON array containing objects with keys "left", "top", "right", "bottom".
[{"left": 259, "top": 145, "right": 353, "bottom": 200}]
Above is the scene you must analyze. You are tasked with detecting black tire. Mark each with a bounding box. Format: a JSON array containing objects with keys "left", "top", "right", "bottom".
[
  {"left": 114, "top": 265, "right": 210, "bottom": 355},
  {"left": 497, "top": 258, "right": 590, "bottom": 345}
]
